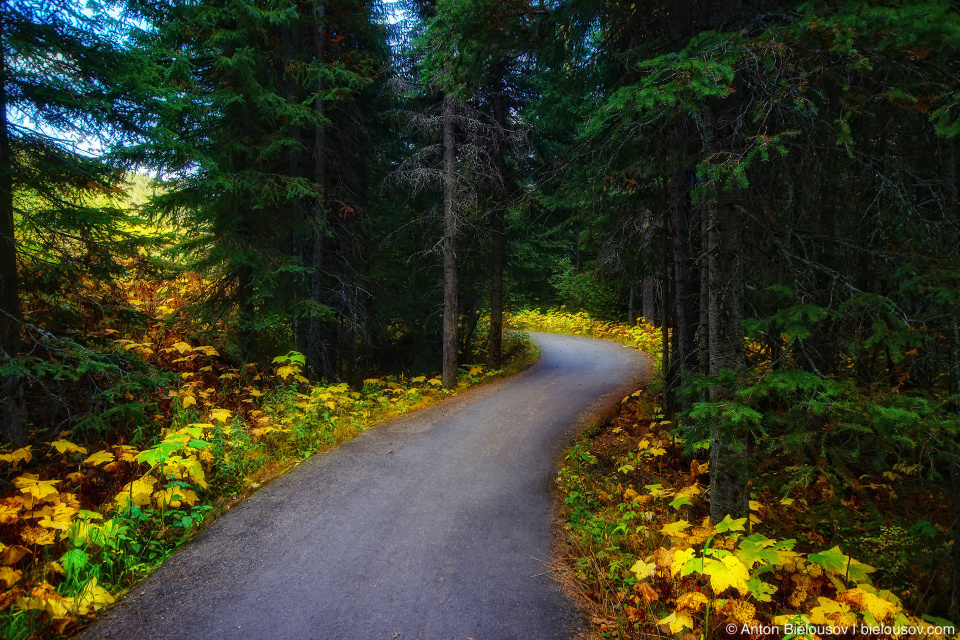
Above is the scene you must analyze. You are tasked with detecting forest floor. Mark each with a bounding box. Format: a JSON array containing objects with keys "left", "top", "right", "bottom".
[{"left": 77, "top": 332, "right": 647, "bottom": 640}]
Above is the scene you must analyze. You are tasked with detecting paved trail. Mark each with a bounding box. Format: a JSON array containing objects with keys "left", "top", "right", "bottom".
[{"left": 82, "top": 333, "right": 649, "bottom": 640}]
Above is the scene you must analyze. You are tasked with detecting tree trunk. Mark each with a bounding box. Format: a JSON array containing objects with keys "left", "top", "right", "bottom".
[
  {"left": 943, "top": 135, "right": 960, "bottom": 618},
  {"left": 307, "top": 0, "right": 328, "bottom": 378},
  {"left": 0, "top": 27, "right": 26, "bottom": 446},
  {"left": 628, "top": 280, "right": 636, "bottom": 326},
  {"left": 704, "top": 104, "right": 749, "bottom": 523},
  {"left": 488, "top": 76, "right": 508, "bottom": 369},
  {"left": 672, "top": 169, "right": 698, "bottom": 382},
  {"left": 661, "top": 205, "right": 673, "bottom": 419},
  {"left": 642, "top": 276, "right": 655, "bottom": 324},
  {"left": 442, "top": 96, "right": 458, "bottom": 389}
]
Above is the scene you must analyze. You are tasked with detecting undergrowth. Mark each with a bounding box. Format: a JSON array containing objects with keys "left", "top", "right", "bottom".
[
  {"left": 512, "top": 310, "right": 958, "bottom": 639},
  {"left": 0, "top": 274, "right": 537, "bottom": 640}
]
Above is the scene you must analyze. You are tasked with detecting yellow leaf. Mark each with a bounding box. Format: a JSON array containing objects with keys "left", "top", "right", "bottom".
[
  {"left": 637, "top": 439, "right": 650, "bottom": 450},
  {"left": 0, "top": 501, "right": 22, "bottom": 525},
  {"left": 671, "top": 548, "right": 696, "bottom": 577},
  {"left": 37, "top": 502, "right": 78, "bottom": 530},
  {"left": 468, "top": 367, "right": 483, "bottom": 376},
  {"left": 649, "top": 447, "right": 666, "bottom": 457},
  {"left": 48, "top": 440, "right": 88, "bottom": 455},
  {"left": 0, "top": 447, "right": 32, "bottom": 466},
  {"left": 115, "top": 476, "right": 156, "bottom": 509},
  {"left": 84, "top": 450, "right": 115, "bottom": 466},
  {"left": 71, "top": 577, "right": 115, "bottom": 615},
  {"left": 276, "top": 365, "right": 297, "bottom": 379},
  {"left": 115, "top": 446, "right": 140, "bottom": 463},
  {"left": 172, "top": 341, "right": 193, "bottom": 354},
  {"left": 248, "top": 388, "right": 262, "bottom": 397},
  {"left": 675, "top": 591, "right": 708, "bottom": 612},
  {"left": 14, "top": 474, "right": 61, "bottom": 501},
  {"left": 660, "top": 520, "right": 691, "bottom": 537},
  {"left": 411, "top": 376, "right": 427, "bottom": 383},
  {"left": 630, "top": 558, "right": 656, "bottom": 580},
  {"left": 703, "top": 555, "right": 751, "bottom": 596},
  {"left": 1, "top": 544, "right": 31, "bottom": 565},
  {"left": 181, "top": 395, "right": 197, "bottom": 408},
  {"left": 209, "top": 408, "right": 232, "bottom": 423},
  {"left": 657, "top": 610, "right": 694, "bottom": 633},
  {"left": 780, "top": 497, "right": 795, "bottom": 506},
  {"left": 837, "top": 588, "right": 898, "bottom": 622},
  {"left": 809, "top": 597, "right": 855, "bottom": 628},
  {"left": 20, "top": 525, "right": 57, "bottom": 546},
  {"left": 15, "top": 582, "right": 72, "bottom": 618},
  {"left": 0, "top": 567, "right": 22, "bottom": 587}
]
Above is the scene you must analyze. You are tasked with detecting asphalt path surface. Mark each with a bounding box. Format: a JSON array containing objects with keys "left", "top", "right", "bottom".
[{"left": 82, "top": 332, "right": 649, "bottom": 640}]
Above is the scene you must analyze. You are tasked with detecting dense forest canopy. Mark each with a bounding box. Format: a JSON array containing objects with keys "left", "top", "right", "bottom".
[{"left": 1, "top": 0, "right": 960, "bottom": 631}]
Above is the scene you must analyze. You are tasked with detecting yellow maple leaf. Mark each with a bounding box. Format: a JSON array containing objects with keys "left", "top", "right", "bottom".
[
  {"left": 84, "top": 450, "right": 115, "bottom": 466},
  {"left": 660, "top": 519, "right": 691, "bottom": 537},
  {"left": 181, "top": 394, "right": 198, "bottom": 408},
  {"left": 809, "top": 596, "right": 855, "bottom": 628},
  {"left": 658, "top": 610, "right": 694, "bottom": 633},
  {"left": 837, "top": 588, "right": 898, "bottom": 622},
  {"left": 630, "top": 558, "right": 656, "bottom": 580},
  {"left": 115, "top": 476, "right": 156, "bottom": 509},
  {"left": 171, "top": 341, "right": 193, "bottom": 354},
  {"left": 671, "top": 547, "right": 696, "bottom": 577},
  {"left": 0, "top": 566, "right": 22, "bottom": 587},
  {"left": 0, "top": 501, "right": 21, "bottom": 525},
  {"left": 411, "top": 375, "right": 427, "bottom": 383},
  {"left": 114, "top": 446, "right": 140, "bottom": 463},
  {"left": 468, "top": 366, "right": 483, "bottom": 376},
  {"left": 71, "top": 577, "right": 115, "bottom": 615},
  {"left": 21, "top": 525, "right": 57, "bottom": 546},
  {"left": 37, "top": 502, "right": 78, "bottom": 530},
  {"left": 16, "top": 582, "right": 72, "bottom": 618},
  {"left": 48, "top": 440, "right": 88, "bottom": 455},
  {"left": 0, "top": 446, "right": 32, "bottom": 466},
  {"left": 209, "top": 408, "right": 232, "bottom": 423},
  {"left": 703, "top": 555, "right": 750, "bottom": 596},
  {"left": 14, "top": 474, "right": 61, "bottom": 501},
  {"left": 675, "top": 591, "right": 708, "bottom": 612}
]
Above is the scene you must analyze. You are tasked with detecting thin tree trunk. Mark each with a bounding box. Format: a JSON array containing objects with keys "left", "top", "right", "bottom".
[
  {"left": 442, "top": 97, "right": 458, "bottom": 389},
  {"left": 942, "top": 135, "right": 960, "bottom": 618},
  {"left": 0, "top": 30, "right": 27, "bottom": 446},
  {"left": 661, "top": 205, "right": 673, "bottom": 419},
  {"left": 699, "top": 199, "right": 710, "bottom": 379},
  {"left": 488, "top": 77, "right": 507, "bottom": 369},
  {"left": 306, "top": 0, "right": 328, "bottom": 378},
  {"left": 672, "top": 169, "right": 697, "bottom": 384},
  {"left": 628, "top": 280, "right": 636, "bottom": 326},
  {"left": 704, "top": 104, "right": 749, "bottom": 523}
]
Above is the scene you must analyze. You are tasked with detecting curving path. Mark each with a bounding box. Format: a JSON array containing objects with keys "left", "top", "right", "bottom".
[{"left": 82, "top": 332, "right": 650, "bottom": 640}]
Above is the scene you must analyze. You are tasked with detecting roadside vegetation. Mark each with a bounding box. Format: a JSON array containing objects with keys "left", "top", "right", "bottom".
[
  {"left": 514, "top": 311, "right": 958, "bottom": 639},
  {"left": 0, "top": 265, "right": 535, "bottom": 639}
]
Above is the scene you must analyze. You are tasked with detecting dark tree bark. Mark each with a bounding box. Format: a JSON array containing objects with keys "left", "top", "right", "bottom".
[
  {"left": 672, "top": 169, "right": 698, "bottom": 382},
  {"left": 488, "top": 75, "right": 508, "bottom": 369},
  {"left": 306, "top": 0, "right": 328, "bottom": 378},
  {"left": 943, "top": 135, "right": 960, "bottom": 618},
  {"left": 0, "top": 30, "right": 27, "bottom": 446},
  {"left": 642, "top": 275, "right": 655, "bottom": 324},
  {"left": 441, "top": 96, "right": 458, "bottom": 389},
  {"left": 704, "top": 104, "right": 749, "bottom": 523}
]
